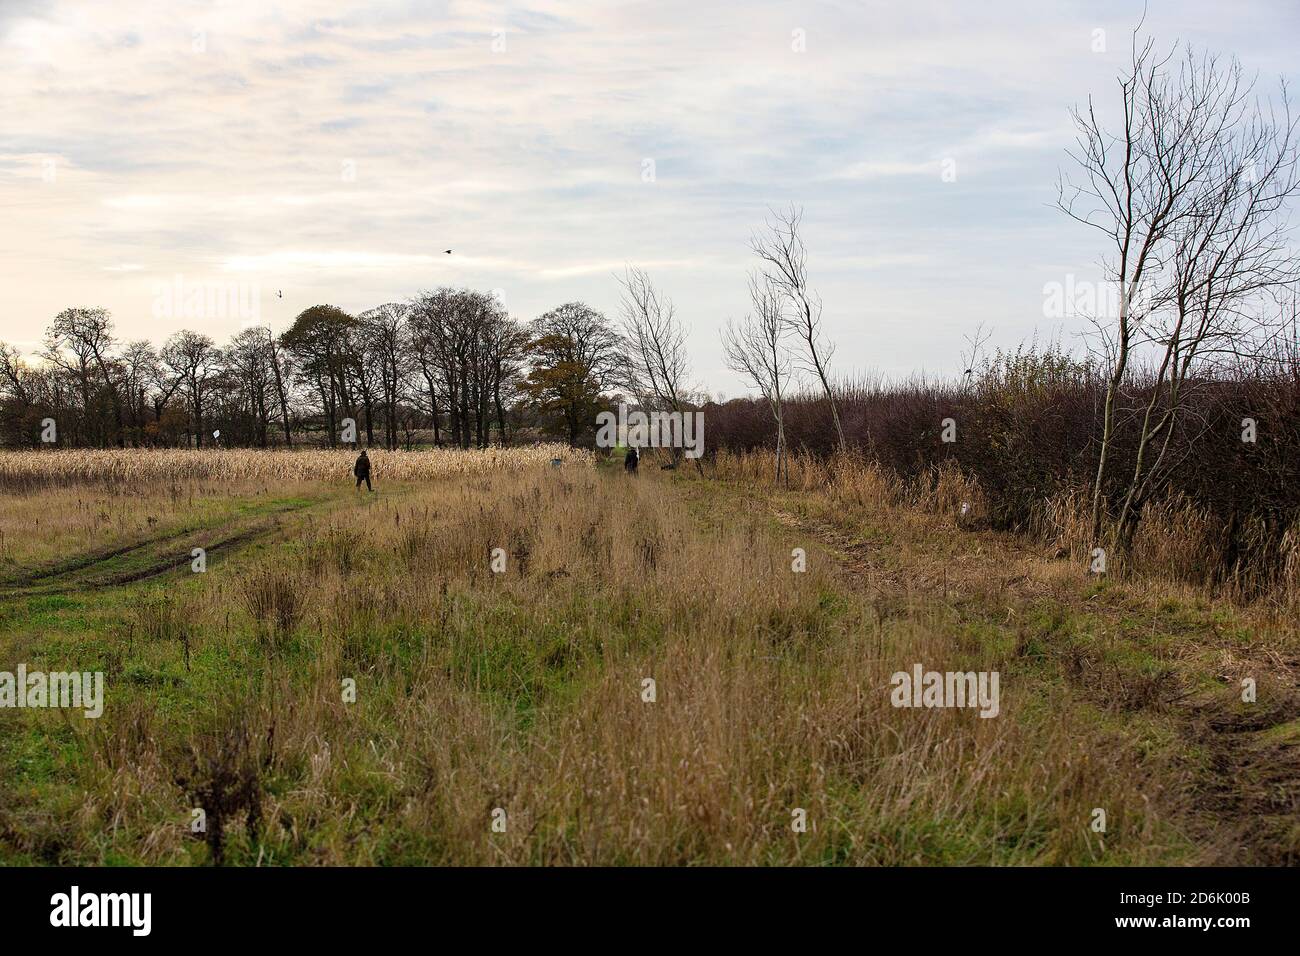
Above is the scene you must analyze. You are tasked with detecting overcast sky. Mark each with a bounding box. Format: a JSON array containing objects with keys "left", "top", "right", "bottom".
[{"left": 2, "top": 0, "right": 1297, "bottom": 396}]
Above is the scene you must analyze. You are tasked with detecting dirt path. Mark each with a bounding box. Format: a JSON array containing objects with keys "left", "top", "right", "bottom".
[{"left": 757, "top": 490, "right": 1298, "bottom": 865}]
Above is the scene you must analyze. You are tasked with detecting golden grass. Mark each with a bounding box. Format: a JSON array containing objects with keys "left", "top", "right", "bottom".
[
  {"left": 0, "top": 445, "right": 584, "bottom": 570},
  {"left": 0, "top": 460, "right": 1198, "bottom": 865},
  {"left": 0, "top": 444, "right": 585, "bottom": 485},
  {"left": 692, "top": 448, "right": 1300, "bottom": 863},
  {"left": 710, "top": 448, "right": 1300, "bottom": 602},
  {"left": 0, "top": 479, "right": 318, "bottom": 569}
]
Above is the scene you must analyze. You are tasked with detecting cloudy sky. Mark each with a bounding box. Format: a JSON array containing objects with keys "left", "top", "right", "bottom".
[{"left": 2, "top": 0, "right": 1297, "bottom": 395}]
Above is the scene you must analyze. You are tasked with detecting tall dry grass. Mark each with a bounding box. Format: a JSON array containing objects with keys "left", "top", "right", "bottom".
[
  {"left": 710, "top": 449, "right": 987, "bottom": 524},
  {"left": 706, "top": 346, "right": 1300, "bottom": 595},
  {"left": 0, "top": 445, "right": 584, "bottom": 569},
  {"left": 0, "top": 478, "right": 330, "bottom": 569},
  {"left": 0, "top": 444, "right": 585, "bottom": 488},
  {"left": 708, "top": 447, "right": 1300, "bottom": 603},
  {"left": 1, "top": 464, "right": 1192, "bottom": 865}
]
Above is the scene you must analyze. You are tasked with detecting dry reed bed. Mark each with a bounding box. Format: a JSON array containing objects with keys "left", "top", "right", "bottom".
[{"left": 0, "top": 444, "right": 586, "bottom": 486}]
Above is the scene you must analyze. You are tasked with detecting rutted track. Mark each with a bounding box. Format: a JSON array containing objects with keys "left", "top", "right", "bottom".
[
  {"left": 0, "top": 497, "right": 333, "bottom": 597},
  {"left": 762, "top": 493, "right": 1299, "bottom": 865}
]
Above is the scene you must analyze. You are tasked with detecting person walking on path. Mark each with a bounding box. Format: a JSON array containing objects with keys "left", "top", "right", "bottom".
[{"left": 354, "top": 449, "right": 373, "bottom": 491}]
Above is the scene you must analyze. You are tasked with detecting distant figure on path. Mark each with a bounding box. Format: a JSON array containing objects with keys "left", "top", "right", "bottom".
[
  {"left": 624, "top": 447, "right": 639, "bottom": 475},
  {"left": 354, "top": 449, "right": 372, "bottom": 491}
]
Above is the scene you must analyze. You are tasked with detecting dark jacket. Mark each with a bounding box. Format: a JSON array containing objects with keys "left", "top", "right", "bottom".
[{"left": 354, "top": 453, "right": 370, "bottom": 478}]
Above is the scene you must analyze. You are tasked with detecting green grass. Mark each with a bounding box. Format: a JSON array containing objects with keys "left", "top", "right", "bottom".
[{"left": 0, "top": 468, "right": 1288, "bottom": 866}]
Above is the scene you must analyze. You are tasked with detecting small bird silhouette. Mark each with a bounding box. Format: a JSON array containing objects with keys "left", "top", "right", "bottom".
[{"left": 444, "top": 249, "right": 452, "bottom": 254}]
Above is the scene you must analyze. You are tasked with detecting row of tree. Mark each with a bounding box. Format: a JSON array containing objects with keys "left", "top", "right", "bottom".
[{"left": 0, "top": 273, "right": 697, "bottom": 452}]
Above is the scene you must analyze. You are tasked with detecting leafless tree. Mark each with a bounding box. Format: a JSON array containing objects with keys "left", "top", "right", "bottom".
[
  {"left": 1113, "top": 77, "right": 1300, "bottom": 547},
  {"left": 481, "top": 303, "right": 529, "bottom": 446},
  {"left": 226, "top": 328, "right": 277, "bottom": 447},
  {"left": 358, "top": 303, "right": 411, "bottom": 450},
  {"left": 408, "top": 289, "right": 528, "bottom": 447},
  {"left": 0, "top": 342, "right": 31, "bottom": 408},
  {"left": 264, "top": 328, "right": 294, "bottom": 447},
  {"left": 119, "top": 339, "right": 159, "bottom": 443},
  {"left": 43, "top": 307, "right": 124, "bottom": 447},
  {"left": 960, "top": 322, "right": 993, "bottom": 392},
  {"left": 1056, "top": 26, "right": 1292, "bottom": 544},
  {"left": 408, "top": 290, "right": 456, "bottom": 445},
  {"left": 723, "top": 273, "right": 793, "bottom": 484},
  {"left": 161, "top": 330, "right": 223, "bottom": 447},
  {"left": 751, "top": 205, "right": 845, "bottom": 454},
  {"left": 617, "top": 266, "right": 693, "bottom": 462}
]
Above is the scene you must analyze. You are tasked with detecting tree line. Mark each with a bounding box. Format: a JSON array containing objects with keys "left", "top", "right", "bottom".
[{"left": 0, "top": 273, "right": 698, "bottom": 452}]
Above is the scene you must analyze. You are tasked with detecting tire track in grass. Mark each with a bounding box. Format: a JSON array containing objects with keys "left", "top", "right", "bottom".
[
  {"left": 0, "top": 493, "right": 361, "bottom": 598},
  {"left": 763, "top": 491, "right": 1299, "bottom": 864},
  {"left": 0, "top": 498, "right": 315, "bottom": 589}
]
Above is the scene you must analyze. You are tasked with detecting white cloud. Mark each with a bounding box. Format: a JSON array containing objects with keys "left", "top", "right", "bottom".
[
  {"left": 220, "top": 251, "right": 440, "bottom": 272},
  {"left": 1, "top": 0, "right": 1297, "bottom": 388}
]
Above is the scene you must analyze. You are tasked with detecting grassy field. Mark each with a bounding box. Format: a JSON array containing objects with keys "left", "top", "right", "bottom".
[{"left": 0, "top": 448, "right": 1294, "bottom": 865}]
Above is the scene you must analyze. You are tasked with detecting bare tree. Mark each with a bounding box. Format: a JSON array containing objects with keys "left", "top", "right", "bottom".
[
  {"left": 1057, "top": 27, "right": 1275, "bottom": 544},
  {"left": 358, "top": 303, "right": 410, "bottom": 450},
  {"left": 723, "top": 273, "right": 793, "bottom": 484},
  {"left": 751, "top": 205, "right": 845, "bottom": 454},
  {"left": 161, "top": 330, "right": 222, "bottom": 447},
  {"left": 43, "top": 308, "right": 124, "bottom": 447},
  {"left": 0, "top": 342, "right": 31, "bottom": 409},
  {"left": 408, "top": 289, "right": 525, "bottom": 448},
  {"left": 408, "top": 290, "right": 454, "bottom": 445},
  {"left": 1113, "top": 77, "right": 1300, "bottom": 547},
  {"left": 616, "top": 266, "right": 693, "bottom": 462},
  {"left": 227, "top": 328, "right": 277, "bottom": 447},
  {"left": 0, "top": 342, "right": 37, "bottom": 445},
  {"left": 960, "top": 322, "right": 994, "bottom": 391},
  {"left": 265, "top": 329, "right": 294, "bottom": 447},
  {"left": 481, "top": 303, "right": 529, "bottom": 446},
  {"left": 119, "top": 339, "right": 159, "bottom": 444},
  {"left": 148, "top": 346, "right": 186, "bottom": 441}
]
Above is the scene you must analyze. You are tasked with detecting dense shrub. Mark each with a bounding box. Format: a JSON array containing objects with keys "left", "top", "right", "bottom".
[{"left": 704, "top": 346, "right": 1300, "bottom": 594}]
